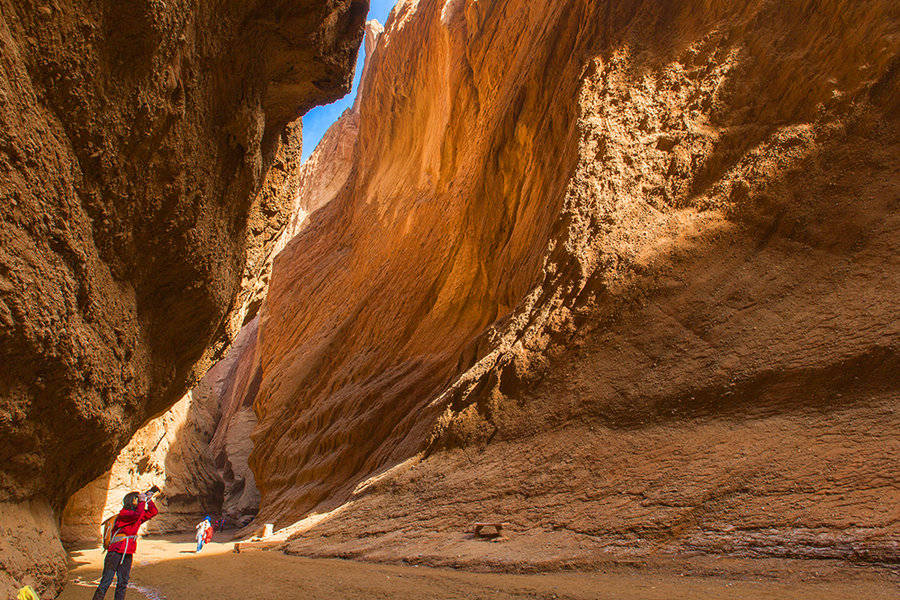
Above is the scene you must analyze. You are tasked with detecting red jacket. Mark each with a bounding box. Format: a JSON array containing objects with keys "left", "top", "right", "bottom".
[{"left": 108, "top": 499, "right": 158, "bottom": 555}]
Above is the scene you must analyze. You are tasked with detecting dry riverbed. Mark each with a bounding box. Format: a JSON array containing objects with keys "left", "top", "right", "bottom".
[{"left": 57, "top": 534, "right": 898, "bottom": 600}]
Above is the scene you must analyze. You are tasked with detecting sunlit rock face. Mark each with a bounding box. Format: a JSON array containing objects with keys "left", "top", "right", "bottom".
[
  {"left": 287, "top": 21, "right": 385, "bottom": 240},
  {"left": 0, "top": 0, "right": 366, "bottom": 595},
  {"left": 249, "top": 0, "right": 898, "bottom": 565}
]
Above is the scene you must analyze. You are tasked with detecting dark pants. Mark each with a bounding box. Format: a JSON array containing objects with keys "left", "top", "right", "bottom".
[{"left": 92, "top": 551, "right": 132, "bottom": 600}]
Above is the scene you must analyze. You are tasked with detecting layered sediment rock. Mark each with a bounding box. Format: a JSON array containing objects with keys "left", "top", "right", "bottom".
[
  {"left": 249, "top": 0, "right": 898, "bottom": 565},
  {"left": 0, "top": 0, "right": 365, "bottom": 595}
]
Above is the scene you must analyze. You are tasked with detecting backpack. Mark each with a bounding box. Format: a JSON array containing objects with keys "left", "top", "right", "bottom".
[{"left": 101, "top": 515, "right": 118, "bottom": 550}]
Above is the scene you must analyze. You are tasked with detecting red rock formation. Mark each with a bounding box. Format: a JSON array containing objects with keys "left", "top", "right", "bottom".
[
  {"left": 278, "top": 20, "right": 385, "bottom": 251},
  {"left": 249, "top": 0, "right": 898, "bottom": 567},
  {"left": 58, "top": 318, "right": 271, "bottom": 542},
  {"left": 0, "top": 0, "right": 366, "bottom": 595},
  {"left": 59, "top": 387, "right": 221, "bottom": 543},
  {"left": 57, "top": 32, "right": 390, "bottom": 533}
]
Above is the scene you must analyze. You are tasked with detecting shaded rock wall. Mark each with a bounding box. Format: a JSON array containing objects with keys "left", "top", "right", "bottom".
[
  {"left": 60, "top": 41, "right": 384, "bottom": 538},
  {"left": 61, "top": 311, "right": 266, "bottom": 543},
  {"left": 57, "top": 19, "right": 388, "bottom": 534},
  {"left": 205, "top": 316, "right": 264, "bottom": 525},
  {"left": 233, "top": 120, "right": 306, "bottom": 329},
  {"left": 0, "top": 0, "right": 366, "bottom": 595},
  {"left": 254, "top": 0, "right": 898, "bottom": 565},
  {"left": 59, "top": 387, "right": 221, "bottom": 543}
]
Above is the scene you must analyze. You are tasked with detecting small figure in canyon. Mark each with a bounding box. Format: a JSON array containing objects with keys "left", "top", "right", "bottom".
[
  {"left": 195, "top": 515, "right": 213, "bottom": 552},
  {"left": 93, "top": 486, "right": 160, "bottom": 600}
]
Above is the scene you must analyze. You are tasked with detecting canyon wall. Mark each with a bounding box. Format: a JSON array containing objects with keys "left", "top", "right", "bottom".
[
  {"left": 278, "top": 20, "right": 384, "bottom": 251},
  {"left": 59, "top": 388, "right": 221, "bottom": 543},
  {"left": 58, "top": 20, "right": 387, "bottom": 545},
  {"left": 248, "top": 0, "right": 898, "bottom": 566},
  {"left": 204, "top": 317, "right": 264, "bottom": 526},
  {"left": 59, "top": 318, "right": 264, "bottom": 543},
  {"left": 0, "top": 0, "right": 366, "bottom": 595}
]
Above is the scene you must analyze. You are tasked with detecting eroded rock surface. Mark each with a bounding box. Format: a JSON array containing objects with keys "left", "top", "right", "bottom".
[
  {"left": 281, "top": 20, "right": 385, "bottom": 247},
  {"left": 58, "top": 88, "right": 373, "bottom": 537},
  {"left": 246, "top": 0, "right": 898, "bottom": 566},
  {"left": 60, "top": 387, "right": 221, "bottom": 542},
  {"left": 0, "top": 0, "right": 365, "bottom": 595},
  {"left": 61, "top": 311, "right": 267, "bottom": 543},
  {"left": 205, "top": 316, "right": 264, "bottom": 525}
]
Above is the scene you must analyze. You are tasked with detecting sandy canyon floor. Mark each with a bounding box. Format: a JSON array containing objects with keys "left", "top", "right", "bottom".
[{"left": 56, "top": 534, "right": 897, "bottom": 600}]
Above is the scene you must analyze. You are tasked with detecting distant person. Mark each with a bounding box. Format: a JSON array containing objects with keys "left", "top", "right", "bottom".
[
  {"left": 195, "top": 516, "right": 213, "bottom": 552},
  {"left": 94, "top": 486, "right": 159, "bottom": 600}
]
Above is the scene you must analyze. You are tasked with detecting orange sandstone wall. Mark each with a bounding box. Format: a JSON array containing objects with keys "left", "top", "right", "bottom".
[{"left": 253, "top": 0, "right": 898, "bottom": 564}]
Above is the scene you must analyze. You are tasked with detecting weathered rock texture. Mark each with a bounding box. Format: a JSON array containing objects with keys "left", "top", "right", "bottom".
[
  {"left": 278, "top": 20, "right": 385, "bottom": 252},
  {"left": 59, "top": 387, "right": 221, "bottom": 543},
  {"left": 59, "top": 94, "right": 376, "bottom": 541},
  {"left": 234, "top": 121, "right": 307, "bottom": 328},
  {"left": 237, "top": 21, "right": 387, "bottom": 328},
  {"left": 58, "top": 77, "right": 377, "bottom": 537},
  {"left": 61, "top": 311, "right": 267, "bottom": 543},
  {"left": 249, "top": 0, "right": 899, "bottom": 567},
  {"left": 205, "top": 316, "right": 264, "bottom": 525},
  {"left": 180, "top": 22, "right": 389, "bottom": 533},
  {"left": 0, "top": 0, "right": 366, "bottom": 595}
]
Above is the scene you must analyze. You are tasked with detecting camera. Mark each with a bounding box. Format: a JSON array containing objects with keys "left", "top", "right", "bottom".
[{"left": 140, "top": 485, "right": 161, "bottom": 502}]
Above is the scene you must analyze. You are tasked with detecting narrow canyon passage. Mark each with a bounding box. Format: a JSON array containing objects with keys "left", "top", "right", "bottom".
[{"left": 1, "top": 0, "right": 898, "bottom": 598}]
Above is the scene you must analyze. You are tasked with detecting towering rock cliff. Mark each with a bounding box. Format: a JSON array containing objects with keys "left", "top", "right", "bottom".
[
  {"left": 282, "top": 20, "right": 385, "bottom": 246},
  {"left": 0, "top": 0, "right": 366, "bottom": 595},
  {"left": 59, "top": 20, "right": 387, "bottom": 545},
  {"left": 247, "top": 0, "right": 898, "bottom": 566}
]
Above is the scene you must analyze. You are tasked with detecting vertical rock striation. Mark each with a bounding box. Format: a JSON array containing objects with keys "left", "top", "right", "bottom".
[
  {"left": 251, "top": 0, "right": 897, "bottom": 565},
  {"left": 0, "top": 0, "right": 366, "bottom": 595},
  {"left": 204, "top": 316, "right": 265, "bottom": 525},
  {"left": 281, "top": 20, "right": 385, "bottom": 247}
]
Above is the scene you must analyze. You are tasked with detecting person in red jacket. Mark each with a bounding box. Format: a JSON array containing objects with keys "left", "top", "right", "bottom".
[{"left": 92, "top": 489, "right": 159, "bottom": 600}]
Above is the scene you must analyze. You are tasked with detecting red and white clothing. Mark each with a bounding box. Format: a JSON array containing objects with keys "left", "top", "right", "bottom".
[{"left": 107, "top": 499, "right": 158, "bottom": 555}]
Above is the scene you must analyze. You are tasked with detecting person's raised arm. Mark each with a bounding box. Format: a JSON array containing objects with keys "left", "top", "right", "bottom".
[
  {"left": 126, "top": 496, "right": 148, "bottom": 522},
  {"left": 141, "top": 497, "right": 159, "bottom": 522}
]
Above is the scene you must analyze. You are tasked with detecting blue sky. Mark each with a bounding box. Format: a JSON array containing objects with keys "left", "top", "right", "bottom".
[{"left": 301, "top": 0, "right": 398, "bottom": 162}]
